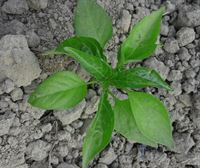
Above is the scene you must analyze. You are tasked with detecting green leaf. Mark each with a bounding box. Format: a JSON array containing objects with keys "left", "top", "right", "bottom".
[
  {"left": 28, "top": 71, "right": 87, "bottom": 110},
  {"left": 55, "top": 36, "right": 106, "bottom": 60},
  {"left": 114, "top": 99, "right": 157, "bottom": 147},
  {"left": 111, "top": 67, "right": 172, "bottom": 91},
  {"left": 75, "top": 0, "right": 113, "bottom": 47},
  {"left": 83, "top": 92, "right": 114, "bottom": 168},
  {"left": 63, "top": 47, "right": 113, "bottom": 80},
  {"left": 128, "top": 91, "right": 174, "bottom": 149},
  {"left": 118, "top": 7, "right": 164, "bottom": 66}
]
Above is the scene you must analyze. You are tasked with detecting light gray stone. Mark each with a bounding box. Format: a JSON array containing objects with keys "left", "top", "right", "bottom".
[
  {"left": 99, "top": 148, "right": 117, "bottom": 165},
  {"left": 174, "top": 132, "right": 195, "bottom": 154},
  {"left": 178, "top": 47, "right": 191, "bottom": 61},
  {"left": 176, "top": 27, "right": 195, "bottom": 46},
  {"left": 27, "top": 0, "right": 48, "bottom": 10},
  {"left": 2, "top": 79, "right": 15, "bottom": 93},
  {"left": 164, "top": 38, "right": 180, "bottom": 54},
  {"left": 0, "top": 111, "right": 15, "bottom": 136},
  {"left": 168, "top": 70, "right": 183, "bottom": 81},
  {"left": 57, "top": 163, "right": 79, "bottom": 168},
  {"left": 84, "top": 96, "right": 99, "bottom": 115},
  {"left": 10, "top": 88, "right": 23, "bottom": 101},
  {"left": 2, "top": 0, "right": 29, "bottom": 14},
  {"left": 121, "top": 10, "right": 131, "bottom": 32},
  {"left": 26, "top": 140, "right": 51, "bottom": 161},
  {"left": 54, "top": 100, "right": 86, "bottom": 125},
  {"left": 144, "top": 57, "right": 170, "bottom": 80},
  {"left": 161, "top": 24, "right": 169, "bottom": 36},
  {"left": 26, "top": 31, "right": 40, "bottom": 48},
  {"left": 56, "top": 143, "right": 69, "bottom": 157},
  {"left": 0, "top": 35, "right": 41, "bottom": 87},
  {"left": 177, "top": 5, "right": 200, "bottom": 27}
]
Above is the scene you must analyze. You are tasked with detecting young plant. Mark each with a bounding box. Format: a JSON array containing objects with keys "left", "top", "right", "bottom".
[{"left": 29, "top": 0, "right": 174, "bottom": 167}]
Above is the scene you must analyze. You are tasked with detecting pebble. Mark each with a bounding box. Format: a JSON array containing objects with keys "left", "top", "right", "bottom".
[
  {"left": 144, "top": 57, "right": 170, "bottom": 80},
  {"left": 10, "top": 88, "right": 23, "bottom": 101},
  {"left": 2, "top": 79, "right": 15, "bottom": 93},
  {"left": 0, "top": 35, "right": 41, "bottom": 87},
  {"left": 27, "top": 0, "right": 48, "bottom": 10},
  {"left": 2, "top": 0, "right": 29, "bottom": 14},
  {"left": 121, "top": 10, "right": 131, "bottom": 32},
  {"left": 26, "top": 140, "right": 51, "bottom": 161},
  {"left": 168, "top": 70, "right": 183, "bottom": 81},
  {"left": 161, "top": 24, "right": 169, "bottom": 36},
  {"left": 99, "top": 148, "right": 117, "bottom": 165},
  {"left": 178, "top": 48, "right": 191, "bottom": 61},
  {"left": 54, "top": 100, "right": 86, "bottom": 125},
  {"left": 176, "top": 27, "right": 196, "bottom": 47},
  {"left": 57, "top": 163, "right": 79, "bottom": 168},
  {"left": 177, "top": 5, "right": 200, "bottom": 27},
  {"left": 0, "top": 111, "right": 15, "bottom": 136},
  {"left": 26, "top": 31, "right": 40, "bottom": 48},
  {"left": 164, "top": 38, "right": 180, "bottom": 54}
]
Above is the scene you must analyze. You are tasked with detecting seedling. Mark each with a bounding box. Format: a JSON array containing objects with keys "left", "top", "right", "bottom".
[{"left": 29, "top": 0, "right": 174, "bottom": 167}]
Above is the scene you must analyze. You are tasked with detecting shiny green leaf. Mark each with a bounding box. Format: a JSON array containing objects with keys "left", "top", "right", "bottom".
[
  {"left": 111, "top": 67, "right": 172, "bottom": 91},
  {"left": 63, "top": 47, "right": 113, "bottom": 80},
  {"left": 118, "top": 7, "right": 164, "bottom": 66},
  {"left": 128, "top": 91, "right": 174, "bottom": 149},
  {"left": 55, "top": 36, "right": 106, "bottom": 60},
  {"left": 75, "top": 0, "right": 113, "bottom": 47},
  {"left": 28, "top": 71, "right": 87, "bottom": 110},
  {"left": 83, "top": 92, "right": 114, "bottom": 168},
  {"left": 114, "top": 99, "right": 157, "bottom": 147}
]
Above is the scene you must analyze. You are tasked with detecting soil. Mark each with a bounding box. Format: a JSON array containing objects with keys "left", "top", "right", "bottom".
[{"left": 0, "top": 0, "right": 200, "bottom": 168}]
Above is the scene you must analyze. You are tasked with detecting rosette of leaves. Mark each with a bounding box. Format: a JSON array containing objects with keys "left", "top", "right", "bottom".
[{"left": 29, "top": 0, "right": 174, "bottom": 167}]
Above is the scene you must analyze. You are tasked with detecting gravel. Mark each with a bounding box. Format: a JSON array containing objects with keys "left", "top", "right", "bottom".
[{"left": 176, "top": 27, "right": 196, "bottom": 46}]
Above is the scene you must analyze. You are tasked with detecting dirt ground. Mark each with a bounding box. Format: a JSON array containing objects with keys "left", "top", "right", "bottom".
[{"left": 0, "top": 0, "right": 200, "bottom": 168}]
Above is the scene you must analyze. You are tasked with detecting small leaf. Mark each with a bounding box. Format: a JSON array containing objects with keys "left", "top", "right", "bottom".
[
  {"left": 128, "top": 91, "right": 174, "bottom": 149},
  {"left": 118, "top": 7, "right": 164, "bottom": 66},
  {"left": 114, "top": 99, "right": 157, "bottom": 147},
  {"left": 111, "top": 67, "right": 172, "bottom": 91},
  {"left": 75, "top": 0, "right": 113, "bottom": 47},
  {"left": 55, "top": 36, "right": 106, "bottom": 60},
  {"left": 83, "top": 92, "right": 114, "bottom": 168},
  {"left": 28, "top": 71, "right": 87, "bottom": 110},
  {"left": 63, "top": 47, "right": 113, "bottom": 80}
]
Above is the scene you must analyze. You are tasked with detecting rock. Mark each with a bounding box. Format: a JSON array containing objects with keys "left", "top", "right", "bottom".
[
  {"left": 57, "top": 163, "right": 79, "bottom": 168},
  {"left": 10, "top": 88, "right": 23, "bottom": 101},
  {"left": 168, "top": 70, "right": 183, "bottom": 81},
  {"left": 2, "top": 0, "right": 29, "bottom": 14},
  {"left": 26, "top": 140, "right": 51, "bottom": 161},
  {"left": 164, "top": 38, "right": 180, "bottom": 53},
  {"left": 95, "top": 164, "right": 108, "bottom": 168},
  {"left": 170, "top": 82, "right": 182, "bottom": 96},
  {"left": 0, "top": 35, "right": 41, "bottom": 87},
  {"left": 144, "top": 57, "right": 170, "bottom": 80},
  {"left": 179, "top": 94, "right": 192, "bottom": 107},
  {"left": 176, "top": 27, "right": 196, "bottom": 46},
  {"left": 176, "top": 153, "right": 200, "bottom": 166},
  {"left": 26, "top": 31, "right": 40, "bottom": 48},
  {"left": 56, "top": 143, "right": 69, "bottom": 157},
  {"left": 174, "top": 132, "right": 195, "bottom": 154},
  {"left": 27, "top": 0, "right": 48, "bottom": 10},
  {"left": 177, "top": 5, "right": 200, "bottom": 27},
  {"left": 16, "top": 164, "right": 29, "bottom": 168},
  {"left": 161, "top": 24, "right": 169, "bottom": 36},
  {"left": 2, "top": 79, "right": 15, "bottom": 93},
  {"left": 7, "top": 20, "right": 25, "bottom": 35},
  {"left": 54, "top": 100, "right": 86, "bottom": 125},
  {"left": 178, "top": 47, "right": 191, "bottom": 61},
  {"left": 30, "top": 161, "right": 48, "bottom": 168},
  {"left": 84, "top": 96, "right": 99, "bottom": 115},
  {"left": 0, "top": 111, "right": 15, "bottom": 136},
  {"left": 99, "top": 148, "right": 117, "bottom": 165},
  {"left": 121, "top": 10, "right": 131, "bottom": 32}
]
